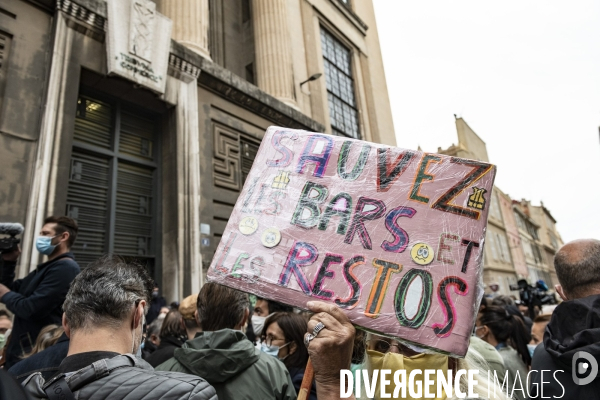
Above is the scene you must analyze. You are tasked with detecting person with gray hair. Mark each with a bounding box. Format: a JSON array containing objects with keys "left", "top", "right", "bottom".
[
  {"left": 529, "top": 239, "right": 600, "bottom": 398},
  {"left": 156, "top": 282, "right": 296, "bottom": 400},
  {"left": 21, "top": 254, "right": 216, "bottom": 400},
  {"left": 141, "top": 313, "right": 164, "bottom": 359}
]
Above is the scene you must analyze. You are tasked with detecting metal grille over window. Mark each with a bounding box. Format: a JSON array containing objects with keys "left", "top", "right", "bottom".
[
  {"left": 74, "top": 97, "right": 112, "bottom": 149},
  {"left": 114, "top": 162, "right": 154, "bottom": 257},
  {"left": 66, "top": 94, "right": 158, "bottom": 268},
  {"left": 119, "top": 111, "right": 155, "bottom": 161},
  {"left": 320, "top": 28, "right": 360, "bottom": 139},
  {"left": 66, "top": 152, "right": 111, "bottom": 266}
]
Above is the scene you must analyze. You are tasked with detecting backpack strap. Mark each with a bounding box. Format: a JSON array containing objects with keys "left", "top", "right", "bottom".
[
  {"left": 42, "top": 355, "right": 138, "bottom": 397},
  {"left": 43, "top": 374, "right": 75, "bottom": 400},
  {"left": 67, "top": 354, "right": 138, "bottom": 392}
]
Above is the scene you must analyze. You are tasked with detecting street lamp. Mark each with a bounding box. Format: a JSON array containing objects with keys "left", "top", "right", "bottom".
[{"left": 299, "top": 73, "right": 322, "bottom": 87}]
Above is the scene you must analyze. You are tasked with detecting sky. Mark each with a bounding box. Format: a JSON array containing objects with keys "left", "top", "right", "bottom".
[{"left": 373, "top": 0, "right": 600, "bottom": 243}]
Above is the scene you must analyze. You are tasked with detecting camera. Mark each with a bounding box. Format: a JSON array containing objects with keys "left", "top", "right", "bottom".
[
  {"left": 0, "top": 222, "right": 24, "bottom": 253},
  {"left": 510, "top": 278, "right": 556, "bottom": 318}
]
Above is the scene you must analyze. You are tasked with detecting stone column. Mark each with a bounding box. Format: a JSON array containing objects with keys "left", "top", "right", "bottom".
[
  {"left": 253, "top": 0, "right": 296, "bottom": 107},
  {"left": 160, "top": 0, "right": 212, "bottom": 60},
  {"left": 161, "top": 71, "right": 203, "bottom": 300},
  {"left": 21, "top": 12, "right": 74, "bottom": 276}
]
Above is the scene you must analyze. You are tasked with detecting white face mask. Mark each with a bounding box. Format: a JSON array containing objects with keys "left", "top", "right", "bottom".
[
  {"left": 473, "top": 326, "right": 485, "bottom": 339},
  {"left": 132, "top": 315, "right": 145, "bottom": 357},
  {"left": 252, "top": 314, "right": 268, "bottom": 336}
]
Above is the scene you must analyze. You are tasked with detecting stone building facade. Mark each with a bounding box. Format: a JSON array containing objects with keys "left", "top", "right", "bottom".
[
  {"left": 497, "top": 188, "right": 528, "bottom": 281},
  {"left": 438, "top": 117, "right": 563, "bottom": 296},
  {"left": 513, "top": 200, "right": 546, "bottom": 285},
  {"left": 0, "top": 0, "right": 395, "bottom": 301},
  {"left": 515, "top": 200, "right": 562, "bottom": 288},
  {"left": 532, "top": 203, "right": 562, "bottom": 287}
]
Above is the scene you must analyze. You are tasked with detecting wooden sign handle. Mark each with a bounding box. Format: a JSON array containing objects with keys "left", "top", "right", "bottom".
[{"left": 297, "top": 358, "right": 314, "bottom": 400}]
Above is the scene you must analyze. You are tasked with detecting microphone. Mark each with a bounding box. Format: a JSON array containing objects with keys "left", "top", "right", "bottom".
[{"left": 0, "top": 223, "right": 24, "bottom": 236}]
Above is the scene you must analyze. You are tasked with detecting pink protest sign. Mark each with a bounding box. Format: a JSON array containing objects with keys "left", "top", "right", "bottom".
[{"left": 208, "top": 126, "right": 496, "bottom": 357}]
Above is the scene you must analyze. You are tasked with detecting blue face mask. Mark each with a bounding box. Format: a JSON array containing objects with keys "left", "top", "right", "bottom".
[
  {"left": 36, "top": 236, "right": 57, "bottom": 256},
  {"left": 527, "top": 343, "right": 538, "bottom": 358},
  {"left": 260, "top": 342, "right": 290, "bottom": 360}
]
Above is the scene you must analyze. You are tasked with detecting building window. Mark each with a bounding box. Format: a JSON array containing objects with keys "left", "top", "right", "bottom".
[
  {"left": 532, "top": 244, "right": 543, "bottom": 264},
  {"left": 549, "top": 233, "right": 558, "bottom": 249},
  {"left": 67, "top": 94, "right": 159, "bottom": 273},
  {"left": 320, "top": 28, "right": 360, "bottom": 139},
  {"left": 514, "top": 212, "right": 525, "bottom": 231},
  {"left": 522, "top": 237, "right": 534, "bottom": 260},
  {"left": 488, "top": 232, "right": 499, "bottom": 261},
  {"left": 498, "top": 233, "right": 511, "bottom": 263},
  {"left": 487, "top": 231, "right": 510, "bottom": 263},
  {"left": 530, "top": 225, "right": 539, "bottom": 240},
  {"left": 490, "top": 193, "right": 503, "bottom": 221},
  {"left": 527, "top": 267, "right": 539, "bottom": 284}
]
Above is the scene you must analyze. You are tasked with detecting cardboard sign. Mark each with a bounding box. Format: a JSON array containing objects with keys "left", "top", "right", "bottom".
[{"left": 208, "top": 127, "right": 496, "bottom": 356}]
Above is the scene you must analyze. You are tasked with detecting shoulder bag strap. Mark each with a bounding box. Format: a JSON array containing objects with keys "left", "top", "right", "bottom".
[
  {"left": 43, "top": 374, "right": 76, "bottom": 400},
  {"left": 42, "top": 355, "right": 136, "bottom": 398},
  {"left": 63, "top": 354, "right": 138, "bottom": 392}
]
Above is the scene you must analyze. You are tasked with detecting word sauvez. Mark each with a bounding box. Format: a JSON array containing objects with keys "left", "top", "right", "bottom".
[{"left": 267, "top": 132, "right": 493, "bottom": 220}]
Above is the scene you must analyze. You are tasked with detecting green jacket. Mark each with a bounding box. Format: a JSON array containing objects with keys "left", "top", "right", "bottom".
[
  {"left": 468, "top": 336, "right": 507, "bottom": 379},
  {"left": 156, "top": 329, "right": 296, "bottom": 400},
  {"left": 498, "top": 345, "right": 529, "bottom": 400}
]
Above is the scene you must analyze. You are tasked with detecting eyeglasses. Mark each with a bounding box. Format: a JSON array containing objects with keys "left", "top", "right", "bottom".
[
  {"left": 370, "top": 339, "right": 401, "bottom": 354},
  {"left": 262, "top": 334, "right": 286, "bottom": 347}
]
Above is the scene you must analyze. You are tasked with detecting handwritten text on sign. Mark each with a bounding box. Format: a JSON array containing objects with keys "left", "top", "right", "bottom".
[{"left": 208, "top": 127, "right": 496, "bottom": 356}]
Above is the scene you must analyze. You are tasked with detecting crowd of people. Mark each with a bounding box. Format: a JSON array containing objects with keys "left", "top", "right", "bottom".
[{"left": 0, "top": 216, "right": 599, "bottom": 400}]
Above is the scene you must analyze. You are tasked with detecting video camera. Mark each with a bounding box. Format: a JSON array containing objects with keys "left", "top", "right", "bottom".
[
  {"left": 0, "top": 222, "right": 24, "bottom": 253},
  {"left": 510, "top": 278, "right": 556, "bottom": 318}
]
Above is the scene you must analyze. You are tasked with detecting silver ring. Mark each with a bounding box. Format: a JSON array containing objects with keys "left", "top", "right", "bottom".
[
  {"left": 312, "top": 322, "right": 325, "bottom": 337},
  {"left": 304, "top": 333, "right": 315, "bottom": 347}
]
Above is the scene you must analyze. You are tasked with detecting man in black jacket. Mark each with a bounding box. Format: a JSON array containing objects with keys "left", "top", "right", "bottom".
[
  {"left": 0, "top": 216, "right": 80, "bottom": 368},
  {"left": 529, "top": 239, "right": 600, "bottom": 399}
]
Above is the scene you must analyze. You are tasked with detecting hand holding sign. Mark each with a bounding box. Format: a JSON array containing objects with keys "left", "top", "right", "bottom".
[
  {"left": 208, "top": 126, "right": 496, "bottom": 357},
  {"left": 303, "top": 301, "right": 355, "bottom": 400}
]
